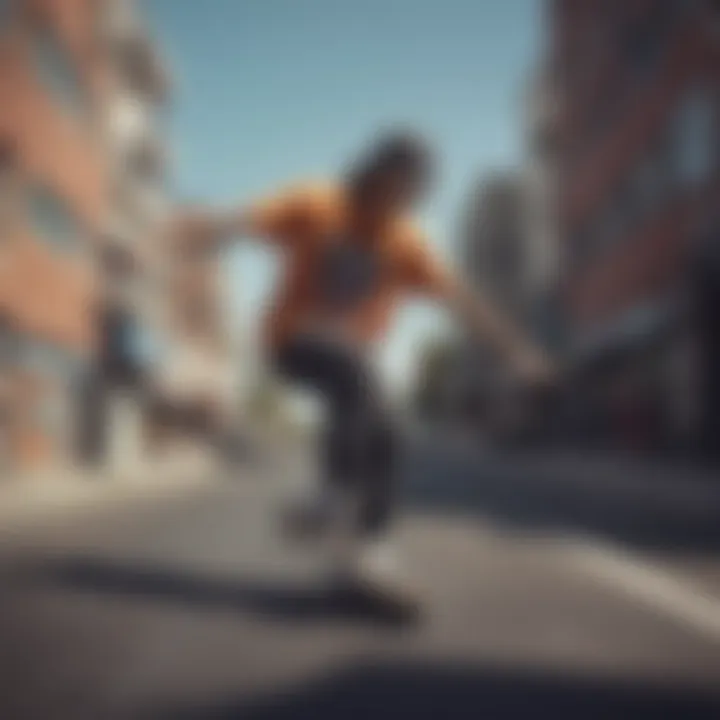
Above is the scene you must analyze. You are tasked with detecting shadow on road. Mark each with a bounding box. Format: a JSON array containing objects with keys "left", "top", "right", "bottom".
[
  {"left": 27, "top": 558, "right": 417, "bottom": 628},
  {"left": 147, "top": 659, "right": 720, "bottom": 719},
  {"left": 402, "top": 448, "right": 720, "bottom": 557}
]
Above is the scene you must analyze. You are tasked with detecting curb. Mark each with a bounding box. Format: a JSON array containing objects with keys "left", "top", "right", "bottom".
[{"left": 0, "top": 456, "right": 218, "bottom": 532}]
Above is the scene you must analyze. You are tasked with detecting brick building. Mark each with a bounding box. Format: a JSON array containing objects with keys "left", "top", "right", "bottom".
[
  {"left": 0, "top": 0, "right": 170, "bottom": 473},
  {"left": 554, "top": 0, "right": 719, "bottom": 454},
  {"left": 83, "top": 0, "right": 170, "bottom": 470},
  {"left": 151, "top": 227, "right": 236, "bottom": 443},
  {"left": 0, "top": 0, "right": 109, "bottom": 470}
]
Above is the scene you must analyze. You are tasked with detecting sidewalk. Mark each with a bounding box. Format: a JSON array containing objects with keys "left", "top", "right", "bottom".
[
  {"left": 513, "top": 449, "right": 718, "bottom": 481},
  {"left": 503, "top": 450, "right": 719, "bottom": 494},
  {"left": 412, "top": 424, "right": 720, "bottom": 515},
  {"left": 471, "top": 449, "right": 720, "bottom": 524},
  {"left": 419, "top": 422, "right": 719, "bottom": 487},
  {"left": 0, "top": 450, "right": 218, "bottom": 531}
]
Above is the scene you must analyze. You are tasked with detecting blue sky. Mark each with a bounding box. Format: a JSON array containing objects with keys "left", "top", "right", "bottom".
[{"left": 146, "top": 0, "right": 541, "bottom": 389}]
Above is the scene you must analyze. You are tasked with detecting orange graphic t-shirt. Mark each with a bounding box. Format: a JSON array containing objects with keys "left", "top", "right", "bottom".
[{"left": 245, "top": 182, "right": 454, "bottom": 350}]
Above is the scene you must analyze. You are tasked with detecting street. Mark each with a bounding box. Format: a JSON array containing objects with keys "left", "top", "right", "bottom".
[{"left": 1, "top": 440, "right": 720, "bottom": 719}]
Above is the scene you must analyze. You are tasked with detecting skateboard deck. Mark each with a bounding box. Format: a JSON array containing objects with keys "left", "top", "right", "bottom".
[
  {"left": 328, "top": 567, "right": 422, "bottom": 624},
  {"left": 280, "top": 494, "right": 422, "bottom": 623}
]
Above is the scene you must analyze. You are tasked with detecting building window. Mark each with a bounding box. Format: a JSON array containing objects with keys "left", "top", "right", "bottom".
[
  {"left": 673, "top": 86, "right": 715, "bottom": 186},
  {"left": 651, "top": 0, "right": 702, "bottom": 31},
  {"left": 625, "top": 20, "right": 664, "bottom": 84},
  {"left": 644, "top": 130, "right": 676, "bottom": 200},
  {"left": 0, "top": 318, "right": 18, "bottom": 368},
  {"left": 16, "top": 335, "right": 80, "bottom": 437},
  {"left": 32, "top": 26, "right": 87, "bottom": 116},
  {"left": 609, "top": 180, "right": 635, "bottom": 245},
  {"left": 125, "top": 141, "right": 164, "bottom": 186},
  {"left": 130, "top": 323, "right": 161, "bottom": 365},
  {"left": 37, "top": 382, "right": 76, "bottom": 442},
  {"left": 23, "top": 338, "right": 78, "bottom": 379},
  {"left": 27, "top": 185, "right": 83, "bottom": 253},
  {"left": 0, "top": 140, "right": 18, "bottom": 241},
  {"left": 571, "top": 224, "right": 595, "bottom": 270},
  {"left": 632, "top": 150, "right": 663, "bottom": 216},
  {"left": 595, "top": 196, "right": 622, "bottom": 253}
]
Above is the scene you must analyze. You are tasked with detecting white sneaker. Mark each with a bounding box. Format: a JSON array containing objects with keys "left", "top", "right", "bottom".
[
  {"left": 356, "top": 538, "right": 399, "bottom": 580},
  {"left": 349, "top": 538, "right": 418, "bottom": 611}
]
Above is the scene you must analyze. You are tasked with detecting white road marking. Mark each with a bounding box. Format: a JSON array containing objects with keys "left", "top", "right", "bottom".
[{"left": 566, "top": 540, "right": 720, "bottom": 642}]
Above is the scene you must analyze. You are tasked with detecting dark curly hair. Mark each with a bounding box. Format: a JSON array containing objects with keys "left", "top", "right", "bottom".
[{"left": 349, "top": 129, "right": 435, "bottom": 201}]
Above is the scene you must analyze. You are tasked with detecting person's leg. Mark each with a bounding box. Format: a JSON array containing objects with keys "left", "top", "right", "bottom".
[
  {"left": 356, "top": 402, "right": 398, "bottom": 537},
  {"left": 318, "top": 350, "right": 398, "bottom": 535},
  {"left": 276, "top": 336, "right": 416, "bottom": 603},
  {"left": 274, "top": 335, "right": 396, "bottom": 535}
]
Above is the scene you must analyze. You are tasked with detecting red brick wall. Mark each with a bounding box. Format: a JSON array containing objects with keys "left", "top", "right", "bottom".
[
  {"left": 1, "top": 0, "right": 106, "bottom": 347},
  {"left": 557, "top": 0, "right": 719, "bottom": 340},
  {"left": 0, "top": 0, "right": 110, "bottom": 468}
]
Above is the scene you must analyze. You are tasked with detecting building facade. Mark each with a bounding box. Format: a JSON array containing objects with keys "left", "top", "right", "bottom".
[
  {"left": 84, "top": 0, "right": 171, "bottom": 470},
  {"left": 0, "top": 0, "right": 108, "bottom": 471},
  {"left": 152, "top": 228, "right": 236, "bottom": 444},
  {"left": 0, "top": 0, "right": 171, "bottom": 474},
  {"left": 522, "top": 64, "right": 564, "bottom": 353},
  {"left": 446, "top": 173, "right": 531, "bottom": 438},
  {"left": 461, "top": 172, "right": 529, "bottom": 321},
  {"left": 553, "top": 0, "right": 719, "bottom": 455}
]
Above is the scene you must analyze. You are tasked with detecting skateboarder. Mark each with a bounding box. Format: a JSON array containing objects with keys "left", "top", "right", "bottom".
[{"left": 174, "top": 131, "right": 552, "bottom": 605}]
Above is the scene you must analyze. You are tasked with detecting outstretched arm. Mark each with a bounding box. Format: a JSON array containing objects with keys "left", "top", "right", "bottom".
[
  {"left": 444, "top": 279, "right": 552, "bottom": 383},
  {"left": 171, "top": 183, "right": 321, "bottom": 257},
  {"left": 170, "top": 206, "right": 254, "bottom": 257},
  {"left": 404, "top": 237, "right": 553, "bottom": 384}
]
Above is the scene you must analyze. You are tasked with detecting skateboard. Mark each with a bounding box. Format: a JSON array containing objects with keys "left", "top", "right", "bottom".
[
  {"left": 281, "top": 493, "right": 422, "bottom": 623},
  {"left": 329, "top": 568, "right": 422, "bottom": 624}
]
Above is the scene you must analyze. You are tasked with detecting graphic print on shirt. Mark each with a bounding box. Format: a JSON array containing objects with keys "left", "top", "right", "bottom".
[{"left": 318, "top": 237, "right": 381, "bottom": 316}]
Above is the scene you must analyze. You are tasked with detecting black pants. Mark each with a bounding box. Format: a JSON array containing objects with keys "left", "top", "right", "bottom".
[{"left": 274, "top": 334, "right": 397, "bottom": 537}]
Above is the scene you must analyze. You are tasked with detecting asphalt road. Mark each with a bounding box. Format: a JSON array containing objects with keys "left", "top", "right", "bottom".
[{"left": 1, "top": 441, "right": 720, "bottom": 719}]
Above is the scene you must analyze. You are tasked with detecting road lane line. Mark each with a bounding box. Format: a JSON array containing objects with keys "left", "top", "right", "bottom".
[{"left": 566, "top": 541, "right": 720, "bottom": 642}]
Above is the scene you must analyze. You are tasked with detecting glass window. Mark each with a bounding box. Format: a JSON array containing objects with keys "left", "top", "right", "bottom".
[
  {"left": 27, "top": 185, "right": 83, "bottom": 252},
  {"left": 23, "top": 336, "right": 82, "bottom": 382},
  {"left": 0, "top": 318, "right": 18, "bottom": 368},
  {"left": 130, "top": 323, "right": 162, "bottom": 365},
  {"left": 617, "top": 189, "right": 635, "bottom": 239},
  {"left": 23, "top": 339, "right": 52, "bottom": 376},
  {"left": 595, "top": 198, "right": 622, "bottom": 252},
  {"left": 0, "top": 139, "right": 18, "bottom": 240},
  {"left": 37, "top": 387, "right": 63, "bottom": 434},
  {"left": 571, "top": 223, "right": 595, "bottom": 269},
  {"left": 17, "top": 336, "right": 81, "bottom": 435},
  {"left": 625, "top": 21, "right": 663, "bottom": 84},
  {"left": 125, "top": 142, "right": 164, "bottom": 186},
  {"left": 32, "top": 27, "right": 87, "bottom": 116},
  {"left": 644, "top": 130, "right": 675, "bottom": 200},
  {"left": 633, "top": 152, "right": 661, "bottom": 215},
  {"left": 673, "top": 87, "right": 715, "bottom": 186}
]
